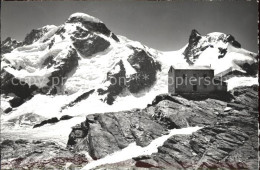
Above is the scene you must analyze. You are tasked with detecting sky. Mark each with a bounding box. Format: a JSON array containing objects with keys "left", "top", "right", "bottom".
[{"left": 1, "top": 1, "right": 258, "bottom": 52}]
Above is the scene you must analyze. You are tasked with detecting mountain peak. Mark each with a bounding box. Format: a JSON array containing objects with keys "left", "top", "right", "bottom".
[
  {"left": 189, "top": 29, "right": 201, "bottom": 44},
  {"left": 1, "top": 37, "right": 22, "bottom": 55},
  {"left": 191, "top": 29, "right": 201, "bottom": 36},
  {"left": 66, "top": 12, "right": 102, "bottom": 24},
  {"left": 65, "top": 12, "right": 116, "bottom": 39},
  {"left": 182, "top": 29, "right": 257, "bottom": 76}
]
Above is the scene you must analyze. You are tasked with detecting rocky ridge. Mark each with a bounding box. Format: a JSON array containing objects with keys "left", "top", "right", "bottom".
[
  {"left": 68, "top": 85, "right": 258, "bottom": 169},
  {"left": 1, "top": 37, "right": 23, "bottom": 55}
]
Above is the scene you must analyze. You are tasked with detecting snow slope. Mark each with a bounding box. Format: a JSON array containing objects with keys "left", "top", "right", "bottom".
[
  {"left": 226, "top": 76, "right": 258, "bottom": 91},
  {"left": 194, "top": 44, "right": 257, "bottom": 75},
  {"left": 1, "top": 116, "right": 85, "bottom": 147}
]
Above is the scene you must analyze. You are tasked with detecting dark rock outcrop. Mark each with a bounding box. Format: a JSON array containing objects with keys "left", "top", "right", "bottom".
[
  {"left": 66, "top": 16, "right": 110, "bottom": 36},
  {"left": 55, "top": 26, "right": 66, "bottom": 40},
  {"left": 61, "top": 89, "right": 95, "bottom": 110},
  {"left": 1, "top": 139, "right": 88, "bottom": 169},
  {"left": 55, "top": 26, "right": 66, "bottom": 35},
  {"left": 94, "top": 85, "right": 258, "bottom": 169},
  {"left": 146, "top": 94, "right": 227, "bottom": 128},
  {"left": 132, "top": 124, "right": 256, "bottom": 169},
  {"left": 67, "top": 110, "right": 169, "bottom": 160},
  {"left": 71, "top": 90, "right": 95, "bottom": 104},
  {"left": 240, "top": 62, "right": 259, "bottom": 76},
  {"left": 226, "top": 34, "right": 241, "bottom": 48},
  {"left": 3, "top": 107, "right": 12, "bottom": 114},
  {"left": 71, "top": 33, "right": 110, "bottom": 57},
  {"left": 1, "top": 37, "right": 22, "bottom": 55},
  {"left": 9, "top": 96, "right": 24, "bottom": 108},
  {"left": 23, "top": 27, "right": 50, "bottom": 45},
  {"left": 1, "top": 47, "right": 78, "bottom": 105},
  {"left": 60, "top": 115, "right": 73, "bottom": 121},
  {"left": 229, "top": 85, "right": 258, "bottom": 111},
  {"left": 98, "top": 49, "right": 161, "bottom": 105},
  {"left": 45, "top": 47, "right": 79, "bottom": 94},
  {"left": 73, "top": 26, "right": 90, "bottom": 38},
  {"left": 111, "top": 33, "right": 120, "bottom": 42},
  {"left": 41, "top": 55, "right": 56, "bottom": 69},
  {"left": 48, "top": 38, "right": 55, "bottom": 49},
  {"left": 218, "top": 47, "right": 227, "bottom": 59},
  {"left": 66, "top": 14, "right": 119, "bottom": 42},
  {"left": 188, "top": 29, "right": 202, "bottom": 44},
  {"left": 127, "top": 49, "right": 161, "bottom": 93},
  {"left": 183, "top": 29, "right": 202, "bottom": 64},
  {"left": 1, "top": 69, "right": 38, "bottom": 100},
  {"left": 33, "top": 117, "right": 59, "bottom": 128},
  {"left": 97, "top": 60, "right": 126, "bottom": 105}
]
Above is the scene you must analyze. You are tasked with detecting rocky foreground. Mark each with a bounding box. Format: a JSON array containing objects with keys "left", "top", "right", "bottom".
[
  {"left": 68, "top": 85, "right": 258, "bottom": 169},
  {"left": 1, "top": 139, "right": 88, "bottom": 169},
  {"left": 1, "top": 85, "right": 258, "bottom": 169}
]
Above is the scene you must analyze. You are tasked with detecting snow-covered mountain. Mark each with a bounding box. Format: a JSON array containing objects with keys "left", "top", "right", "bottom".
[
  {"left": 183, "top": 29, "right": 258, "bottom": 75},
  {"left": 1, "top": 12, "right": 258, "bottom": 169},
  {"left": 1, "top": 37, "right": 23, "bottom": 55},
  {"left": 1, "top": 12, "right": 258, "bottom": 130}
]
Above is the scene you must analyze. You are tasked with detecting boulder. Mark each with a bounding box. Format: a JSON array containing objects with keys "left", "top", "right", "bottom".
[
  {"left": 60, "top": 115, "right": 73, "bottom": 121},
  {"left": 4, "top": 107, "right": 12, "bottom": 113},
  {"left": 9, "top": 96, "right": 24, "bottom": 108},
  {"left": 33, "top": 117, "right": 59, "bottom": 128},
  {"left": 67, "top": 110, "right": 168, "bottom": 160}
]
